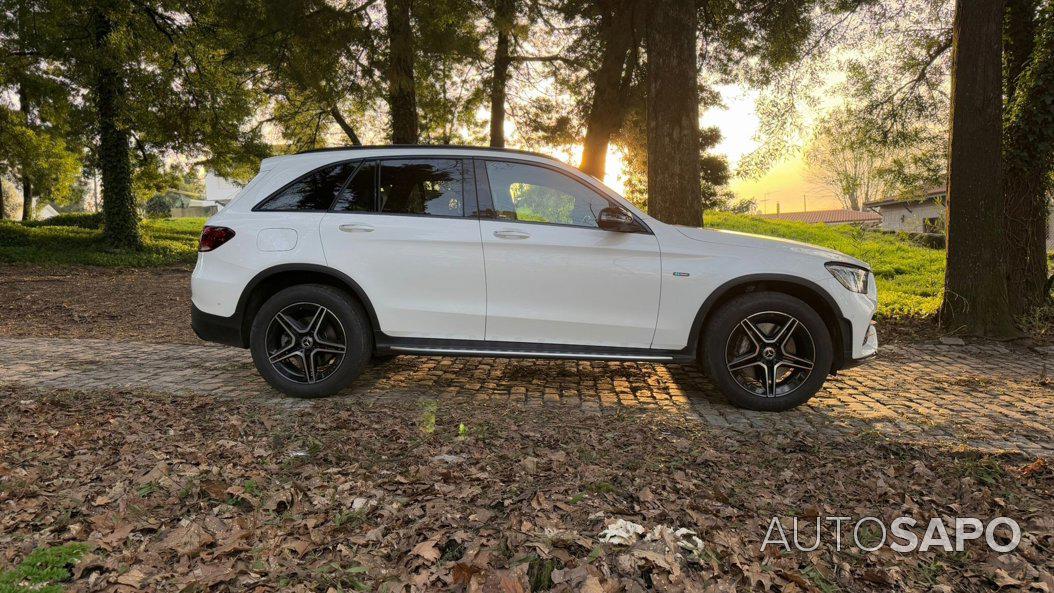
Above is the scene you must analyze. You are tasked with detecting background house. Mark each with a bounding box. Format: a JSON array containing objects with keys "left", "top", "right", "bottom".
[
  {"left": 867, "top": 187, "right": 1054, "bottom": 250},
  {"left": 865, "top": 187, "right": 947, "bottom": 234},
  {"left": 758, "top": 208, "right": 881, "bottom": 226}
]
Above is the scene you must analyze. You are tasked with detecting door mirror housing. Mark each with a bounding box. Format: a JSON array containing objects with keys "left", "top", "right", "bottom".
[{"left": 597, "top": 207, "right": 642, "bottom": 233}]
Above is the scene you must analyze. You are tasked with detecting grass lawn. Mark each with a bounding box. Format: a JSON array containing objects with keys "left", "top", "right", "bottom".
[
  {"left": 705, "top": 212, "right": 944, "bottom": 319},
  {"left": 0, "top": 217, "right": 204, "bottom": 267},
  {"left": 0, "top": 212, "right": 944, "bottom": 318}
]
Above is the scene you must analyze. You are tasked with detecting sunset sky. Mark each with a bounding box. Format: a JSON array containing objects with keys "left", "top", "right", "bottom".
[{"left": 591, "top": 85, "right": 830, "bottom": 215}]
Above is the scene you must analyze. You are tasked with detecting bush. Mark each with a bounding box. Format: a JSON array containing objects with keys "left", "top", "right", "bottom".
[
  {"left": 144, "top": 195, "right": 173, "bottom": 219},
  {"left": 23, "top": 212, "right": 104, "bottom": 229}
]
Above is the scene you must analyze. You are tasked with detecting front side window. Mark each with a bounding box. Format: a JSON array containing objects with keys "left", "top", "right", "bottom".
[
  {"left": 485, "top": 161, "right": 610, "bottom": 228},
  {"left": 378, "top": 159, "right": 465, "bottom": 217},
  {"left": 257, "top": 161, "right": 356, "bottom": 211}
]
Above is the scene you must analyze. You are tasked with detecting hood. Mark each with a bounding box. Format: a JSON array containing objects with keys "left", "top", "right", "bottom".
[{"left": 673, "top": 225, "right": 869, "bottom": 268}]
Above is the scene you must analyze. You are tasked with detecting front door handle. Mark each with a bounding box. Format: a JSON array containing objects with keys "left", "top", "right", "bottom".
[
  {"left": 493, "top": 229, "right": 530, "bottom": 240},
  {"left": 338, "top": 223, "right": 375, "bottom": 233}
]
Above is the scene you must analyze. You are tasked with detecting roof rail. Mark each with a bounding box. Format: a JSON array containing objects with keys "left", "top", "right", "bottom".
[{"left": 294, "top": 144, "right": 555, "bottom": 160}]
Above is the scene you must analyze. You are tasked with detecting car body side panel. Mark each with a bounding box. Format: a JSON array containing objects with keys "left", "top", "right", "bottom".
[
  {"left": 648, "top": 223, "right": 876, "bottom": 352},
  {"left": 191, "top": 211, "right": 329, "bottom": 317},
  {"left": 319, "top": 213, "right": 487, "bottom": 340},
  {"left": 480, "top": 219, "right": 661, "bottom": 347}
]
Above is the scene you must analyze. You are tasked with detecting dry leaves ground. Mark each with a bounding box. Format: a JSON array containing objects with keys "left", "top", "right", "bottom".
[{"left": 1, "top": 384, "right": 1051, "bottom": 593}]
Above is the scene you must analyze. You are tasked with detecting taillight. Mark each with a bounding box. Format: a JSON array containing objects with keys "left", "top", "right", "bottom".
[{"left": 198, "top": 226, "right": 236, "bottom": 252}]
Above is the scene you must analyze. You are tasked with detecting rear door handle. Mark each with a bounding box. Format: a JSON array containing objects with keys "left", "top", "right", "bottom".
[
  {"left": 338, "top": 223, "right": 374, "bottom": 233},
  {"left": 493, "top": 229, "right": 530, "bottom": 240}
]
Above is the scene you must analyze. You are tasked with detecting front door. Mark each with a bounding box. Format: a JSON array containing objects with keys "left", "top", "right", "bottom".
[
  {"left": 320, "top": 158, "right": 487, "bottom": 340},
  {"left": 477, "top": 159, "right": 661, "bottom": 348}
]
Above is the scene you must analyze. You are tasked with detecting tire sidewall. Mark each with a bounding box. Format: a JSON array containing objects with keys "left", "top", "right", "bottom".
[
  {"left": 250, "top": 284, "right": 371, "bottom": 398},
  {"left": 703, "top": 292, "right": 833, "bottom": 412}
]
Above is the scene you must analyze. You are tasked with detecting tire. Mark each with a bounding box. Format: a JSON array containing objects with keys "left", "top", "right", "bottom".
[
  {"left": 701, "top": 291, "right": 832, "bottom": 411},
  {"left": 249, "top": 284, "right": 372, "bottom": 398}
]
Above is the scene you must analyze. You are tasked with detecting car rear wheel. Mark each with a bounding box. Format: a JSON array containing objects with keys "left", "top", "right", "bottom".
[
  {"left": 702, "top": 292, "right": 832, "bottom": 411},
  {"left": 250, "top": 284, "right": 371, "bottom": 398}
]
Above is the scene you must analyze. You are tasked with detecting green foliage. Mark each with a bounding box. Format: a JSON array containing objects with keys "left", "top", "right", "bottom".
[
  {"left": 0, "top": 543, "right": 88, "bottom": 593},
  {"left": 705, "top": 212, "right": 945, "bottom": 318},
  {"left": 0, "top": 109, "right": 83, "bottom": 211},
  {"left": 23, "top": 212, "right": 103, "bottom": 229},
  {"left": 0, "top": 218, "right": 203, "bottom": 267},
  {"left": 144, "top": 195, "right": 173, "bottom": 219}
]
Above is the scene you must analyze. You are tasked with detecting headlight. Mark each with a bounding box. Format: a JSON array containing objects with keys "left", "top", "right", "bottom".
[{"left": 826, "top": 263, "right": 869, "bottom": 293}]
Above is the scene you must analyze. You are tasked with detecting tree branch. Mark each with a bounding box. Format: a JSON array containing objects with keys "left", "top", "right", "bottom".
[{"left": 329, "top": 107, "right": 362, "bottom": 145}]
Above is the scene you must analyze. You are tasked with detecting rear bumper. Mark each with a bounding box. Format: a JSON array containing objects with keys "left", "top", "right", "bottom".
[{"left": 191, "top": 304, "right": 244, "bottom": 348}]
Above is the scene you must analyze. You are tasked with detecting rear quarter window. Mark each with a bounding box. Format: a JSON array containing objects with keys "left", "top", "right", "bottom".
[{"left": 256, "top": 161, "right": 357, "bottom": 212}]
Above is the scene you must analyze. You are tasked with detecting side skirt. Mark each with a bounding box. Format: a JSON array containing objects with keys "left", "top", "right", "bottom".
[{"left": 374, "top": 336, "right": 696, "bottom": 364}]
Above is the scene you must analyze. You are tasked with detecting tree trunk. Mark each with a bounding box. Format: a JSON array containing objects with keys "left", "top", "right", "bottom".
[
  {"left": 1003, "top": 4, "right": 1053, "bottom": 315},
  {"left": 580, "top": 0, "right": 639, "bottom": 179},
  {"left": 645, "top": 0, "right": 701, "bottom": 226},
  {"left": 489, "top": 0, "right": 515, "bottom": 148},
  {"left": 330, "top": 107, "right": 362, "bottom": 145},
  {"left": 18, "top": 84, "right": 34, "bottom": 221},
  {"left": 94, "top": 6, "right": 141, "bottom": 249},
  {"left": 20, "top": 176, "right": 33, "bottom": 221},
  {"left": 384, "top": 0, "right": 418, "bottom": 144},
  {"left": 940, "top": 0, "right": 1018, "bottom": 337},
  {"left": 1002, "top": 0, "right": 1035, "bottom": 101}
]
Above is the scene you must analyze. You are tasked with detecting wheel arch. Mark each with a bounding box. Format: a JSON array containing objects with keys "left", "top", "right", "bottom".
[
  {"left": 236, "top": 264, "right": 380, "bottom": 348},
  {"left": 687, "top": 274, "right": 852, "bottom": 372}
]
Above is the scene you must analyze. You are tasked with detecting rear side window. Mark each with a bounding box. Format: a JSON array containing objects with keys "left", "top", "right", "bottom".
[
  {"left": 332, "top": 162, "right": 376, "bottom": 212},
  {"left": 378, "top": 159, "right": 464, "bottom": 217},
  {"left": 257, "top": 162, "right": 356, "bottom": 211}
]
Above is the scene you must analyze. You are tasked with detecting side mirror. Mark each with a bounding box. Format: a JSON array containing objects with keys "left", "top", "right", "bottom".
[{"left": 597, "top": 207, "right": 641, "bottom": 233}]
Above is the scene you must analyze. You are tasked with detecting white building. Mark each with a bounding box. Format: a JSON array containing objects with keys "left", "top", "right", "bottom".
[
  {"left": 866, "top": 187, "right": 1054, "bottom": 250},
  {"left": 865, "top": 187, "right": 947, "bottom": 235},
  {"left": 204, "top": 172, "right": 243, "bottom": 207}
]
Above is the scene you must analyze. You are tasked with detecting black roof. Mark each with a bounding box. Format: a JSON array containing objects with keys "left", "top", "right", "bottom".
[{"left": 295, "top": 144, "right": 553, "bottom": 159}]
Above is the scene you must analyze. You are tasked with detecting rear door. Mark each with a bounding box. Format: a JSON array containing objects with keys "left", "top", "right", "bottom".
[
  {"left": 319, "top": 158, "right": 487, "bottom": 340},
  {"left": 476, "top": 159, "right": 662, "bottom": 348}
]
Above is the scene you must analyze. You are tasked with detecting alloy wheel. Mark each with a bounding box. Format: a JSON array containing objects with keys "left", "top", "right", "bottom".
[
  {"left": 265, "top": 302, "right": 347, "bottom": 384},
  {"left": 724, "top": 310, "right": 816, "bottom": 398}
]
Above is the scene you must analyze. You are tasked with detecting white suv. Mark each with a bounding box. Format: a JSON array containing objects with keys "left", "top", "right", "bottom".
[{"left": 192, "top": 146, "right": 877, "bottom": 410}]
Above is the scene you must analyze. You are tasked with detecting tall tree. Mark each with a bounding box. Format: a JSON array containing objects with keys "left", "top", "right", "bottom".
[
  {"left": 384, "top": 0, "right": 418, "bottom": 143},
  {"left": 489, "top": 0, "right": 516, "bottom": 147},
  {"left": 218, "top": 0, "right": 379, "bottom": 151},
  {"left": 1003, "top": 0, "right": 1054, "bottom": 314},
  {"left": 91, "top": 3, "right": 137, "bottom": 247},
  {"left": 804, "top": 108, "right": 892, "bottom": 211},
  {"left": 747, "top": 0, "right": 1053, "bottom": 318},
  {"left": 0, "top": 0, "right": 83, "bottom": 221},
  {"left": 579, "top": 0, "right": 640, "bottom": 178},
  {"left": 645, "top": 0, "right": 701, "bottom": 226},
  {"left": 15, "top": 0, "right": 267, "bottom": 248},
  {"left": 941, "top": 0, "right": 1018, "bottom": 337}
]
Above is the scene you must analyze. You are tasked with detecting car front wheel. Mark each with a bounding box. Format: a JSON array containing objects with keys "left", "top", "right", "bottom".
[
  {"left": 702, "top": 291, "right": 832, "bottom": 411},
  {"left": 249, "top": 284, "right": 371, "bottom": 398}
]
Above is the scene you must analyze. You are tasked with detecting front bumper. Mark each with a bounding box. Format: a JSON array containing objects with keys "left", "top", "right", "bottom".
[
  {"left": 191, "top": 304, "right": 244, "bottom": 348},
  {"left": 841, "top": 321, "right": 878, "bottom": 370}
]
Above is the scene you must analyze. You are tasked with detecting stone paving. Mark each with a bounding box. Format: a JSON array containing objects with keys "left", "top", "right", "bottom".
[{"left": 1, "top": 337, "right": 1051, "bottom": 455}]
